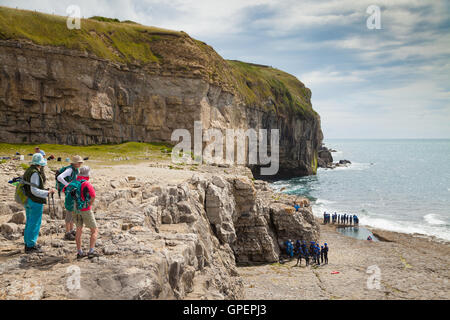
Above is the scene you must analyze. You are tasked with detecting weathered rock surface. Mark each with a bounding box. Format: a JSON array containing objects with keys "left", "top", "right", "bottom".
[
  {"left": 318, "top": 145, "right": 333, "bottom": 168},
  {"left": 338, "top": 159, "right": 352, "bottom": 165},
  {"left": 0, "top": 166, "right": 319, "bottom": 300},
  {"left": 1, "top": 222, "right": 18, "bottom": 235},
  {"left": 9, "top": 211, "right": 25, "bottom": 224}
]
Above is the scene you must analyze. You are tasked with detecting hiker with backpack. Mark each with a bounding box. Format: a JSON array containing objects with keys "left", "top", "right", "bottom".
[
  {"left": 63, "top": 166, "right": 98, "bottom": 259},
  {"left": 22, "top": 153, "right": 56, "bottom": 253},
  {"left": 56, "top": 155, "right": 84, "bottom": 241}
]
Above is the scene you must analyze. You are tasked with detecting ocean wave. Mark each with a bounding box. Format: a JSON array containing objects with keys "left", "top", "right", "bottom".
[
  {"left": 315, "top": 198, "right": 335, "bottom": 205},
  {"left": 360, "top": 216, "right": 450, "bottom": 241},
  {"left": 424, "top": 214, "right": 446, "bottom": 225},
  {"left": 311, "top": 202, "right": 341, "bottom": 217}
]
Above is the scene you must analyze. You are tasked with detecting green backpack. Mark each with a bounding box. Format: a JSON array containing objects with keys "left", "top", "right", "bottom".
[
  {"left": 13, "top": 178, "right": 40, "bottom": 207},
  {"left": 64, "top": 179, "right": 90, "bottom": 212}
]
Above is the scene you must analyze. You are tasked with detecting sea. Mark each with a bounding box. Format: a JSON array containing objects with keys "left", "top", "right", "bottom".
[{"left": 272, "top": 139, "right": 450, "bottom": 241}]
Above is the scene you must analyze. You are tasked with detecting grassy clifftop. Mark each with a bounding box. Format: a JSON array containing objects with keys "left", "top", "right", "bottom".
[
  {"left": 227, "top": 60, "right": 315, "bottom": 119},
  {"left": 0, "top": 6, "right": 180, "bottom": 64},
  {"left": 0, "top": 6, "right": 317, "bottom": 119}
]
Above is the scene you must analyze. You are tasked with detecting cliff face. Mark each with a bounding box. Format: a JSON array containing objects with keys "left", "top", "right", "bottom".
[{"left": 0, "top": 7, "right": 323, "bottom": 177}]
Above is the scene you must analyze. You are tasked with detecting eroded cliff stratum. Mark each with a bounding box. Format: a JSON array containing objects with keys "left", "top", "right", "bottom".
[{"left": 0, "top": 7, "right": 323, "bottom": 177}]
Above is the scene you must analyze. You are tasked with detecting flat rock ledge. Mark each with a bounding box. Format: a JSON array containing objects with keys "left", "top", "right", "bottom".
[{"left": 0, "top": 171, "right": 319, "bottom": 300}]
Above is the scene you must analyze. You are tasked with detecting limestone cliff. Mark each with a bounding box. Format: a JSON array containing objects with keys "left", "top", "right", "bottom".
[{"left": 0, "top": 7, "right": 323, "bottom": 177}]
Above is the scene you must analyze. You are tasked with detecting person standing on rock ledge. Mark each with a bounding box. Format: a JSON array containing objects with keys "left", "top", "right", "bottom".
[
  {"left": 70, "top": 166, "right": 98, "bottom": 260},
  {"left": 23, "top": 153, "right": 56, "bottom": 254},
  {"left": 56, "top": 155, "right": 83, "bottom": 241}
]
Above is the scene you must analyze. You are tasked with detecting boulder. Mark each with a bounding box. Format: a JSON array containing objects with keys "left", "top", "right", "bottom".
[
  {"left": 205, "top": 183, "right": 237, "bottom": 245},
  {"left": 270, "top": 203, "right": 319, "bottom": 244},
  {"left": 9, "top": 202, "right": 24, "bottom": 213},
  {"left": 0, "top": 202, "right": 12, "bottom": 215},
  {"left": 318, "top": 146, "right": 333, "bottom": 168},
  {"left": 1, "top": 222, "right": 19, "bottom": 235},
  {"left": 9, "top": 211, "right": 26, "bottom": 224}
]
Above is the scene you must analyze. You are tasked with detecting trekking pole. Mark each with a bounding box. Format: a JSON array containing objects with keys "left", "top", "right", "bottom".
[
  {"left": 51, "top": 193, "right": 56, "bottom": 220},
  {"left": 47, "top": 193, "right": 51, "bottom": 219}
]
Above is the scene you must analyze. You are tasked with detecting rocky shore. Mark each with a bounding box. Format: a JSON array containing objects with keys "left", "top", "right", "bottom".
[
  {"left": 1, "top": 160, "right": 448, "bottom": 300},
  {"left": 0, "top": 160, "right": 319, "bottom": 300},
  {"left": 317, "top": 145, "right": 353, "bottom": 169},
  {"left": 241, "top": 224, "right": 449, "bottom": 300}
]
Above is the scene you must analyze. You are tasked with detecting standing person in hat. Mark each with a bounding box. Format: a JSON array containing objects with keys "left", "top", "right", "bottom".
[
  {"left": 70, "top": 166, "right": 99, "bottom": 259},
  {"left": 56, "top": 155, "right": 83, "bottom": 240},
  {"left": 23, "top": 153, "right": 56, "bottom": 253}
]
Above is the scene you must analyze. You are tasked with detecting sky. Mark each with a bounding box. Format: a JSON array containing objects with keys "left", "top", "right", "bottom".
[{"left": 2, "top": 0, "right": 450, "bottom": 139}]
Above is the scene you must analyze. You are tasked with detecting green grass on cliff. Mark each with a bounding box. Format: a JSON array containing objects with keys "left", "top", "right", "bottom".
[
  {"left": 0, "top": 142, "right": 173, "bottom": 164},
  {"left": 0, "top": 6, "right": 181, "bottom": 64},
  {"left": 227, "top": 60, "right": 317, "bottom": 119},
  {"left": 0, "top": 6, "right": 319, "bottom": 120}
]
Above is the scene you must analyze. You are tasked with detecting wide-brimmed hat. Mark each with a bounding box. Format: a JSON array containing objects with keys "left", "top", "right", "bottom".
[
  {"left": 71, "top": 155, "right": 84, "bottom": 164},
  {"left": 79, "top": 166, "right": 91, "bottom": 177},
  {"left": 30, "top": 153, "right": 47, "bottom": 166}
]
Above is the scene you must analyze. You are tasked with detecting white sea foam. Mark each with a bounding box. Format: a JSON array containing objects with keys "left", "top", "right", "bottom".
[
  {"left": 311, "top": 201, "right": 337, "bottom": 217},
  {"left": 424, "top": 214, "right": 446, "bottom": 225},
  {"left": 315, "top": 198, "right": 335, "bottom": 205},
  {"left": 311, "top": 200, "right": 450, "bottom": 241},
  {"left": 360, "top": 216, "right": 450, "bottom": 241},
  {"left": 271, "top": 182, "right": 290, "bottom": 191}
]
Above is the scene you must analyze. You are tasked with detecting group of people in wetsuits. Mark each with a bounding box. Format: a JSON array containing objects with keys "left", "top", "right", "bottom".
[
  {"left": 284, "top": 239, "right": 329, "bottom": 266},
  {"left": 323, "top": 212, "right": 359, "bottom": 225}
]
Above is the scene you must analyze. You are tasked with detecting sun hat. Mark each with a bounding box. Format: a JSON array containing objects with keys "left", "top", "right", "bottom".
[
  {"left": 30, "top": 153, "right": 47, "bottom": 166},
  {"left": 79, "top": 166, "right": 91, "bottom": 177},
  {"left": 71, "top": 155, "right": 84, "bottom": 164}
]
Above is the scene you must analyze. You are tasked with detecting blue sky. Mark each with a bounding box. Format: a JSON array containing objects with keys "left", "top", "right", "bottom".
[{"left": 3, "top": 0, "right": 450, "bottom": 138}]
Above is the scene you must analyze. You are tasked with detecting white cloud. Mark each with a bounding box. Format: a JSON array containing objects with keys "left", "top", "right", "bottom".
[
  {"left": 2, "top": 0, "right": 449, "bottom": 138},
  {"left": 299, "top": 70, "right": 365, "bottom": 85}
]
